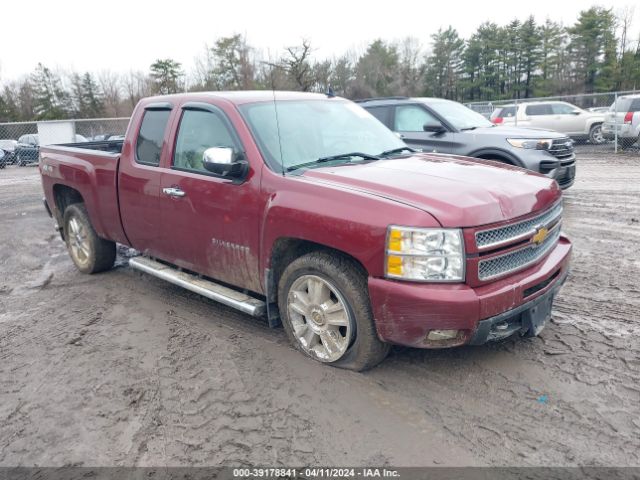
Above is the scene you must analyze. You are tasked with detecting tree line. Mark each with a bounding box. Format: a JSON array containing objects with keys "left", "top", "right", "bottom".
[{"left": 1, "top": 6, "right": 639, "bottom": 123}]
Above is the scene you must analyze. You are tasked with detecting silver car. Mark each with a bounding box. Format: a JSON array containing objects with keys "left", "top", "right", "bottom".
[
  {"left": 602, "top": 94, "right": 640, "bottom": 149},
  {"left": 491, "top": 101, "right": 606, "bottom": 144}
]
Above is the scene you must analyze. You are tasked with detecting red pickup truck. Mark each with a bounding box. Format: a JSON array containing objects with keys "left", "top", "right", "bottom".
[{"left": 39, "top": 91, "right": 571, "bottom": 370}]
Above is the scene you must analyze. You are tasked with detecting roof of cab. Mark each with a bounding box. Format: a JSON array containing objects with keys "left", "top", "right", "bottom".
[{"left": 141, "top": 90, "right": 337, "bottom": 106}]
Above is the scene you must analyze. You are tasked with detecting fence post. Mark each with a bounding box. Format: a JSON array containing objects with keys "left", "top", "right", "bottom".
[
  {"left": 514, "top": 98, "right": 518, "bottom": 127},
  {"left": 614, "top": 92, "right": 618, "bottom": 154}
]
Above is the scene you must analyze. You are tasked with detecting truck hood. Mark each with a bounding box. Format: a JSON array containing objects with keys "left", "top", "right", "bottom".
[
  {"left": 302, "top": 154, "right": 561, "bottom": 227},
  {"left": 465, "top": 125, "right": 568, "bottom": 138}
]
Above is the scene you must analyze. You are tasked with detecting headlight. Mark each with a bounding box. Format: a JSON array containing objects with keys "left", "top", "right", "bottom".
[
  {"left": 385, "top": 226, "right": 465, "bottom": 282},
  {"left": 507, "top": 138, "right": 553, "bottom": 150}
]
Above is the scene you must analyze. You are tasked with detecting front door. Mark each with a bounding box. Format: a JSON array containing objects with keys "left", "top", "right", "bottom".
[
  {"left": 393, "top": 104, "right": 457, "bottom": 153},
  {"left": 157, "top": 103, "right": 263, "bottom": 293}
]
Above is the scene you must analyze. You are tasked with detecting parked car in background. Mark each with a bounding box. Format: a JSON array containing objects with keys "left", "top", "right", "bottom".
[
  {"left": 490, "top": 101, "right": 606, "bottom": 144},
  {"left": 15, "top": 134, "right": 89, "bottom": 166},
  {"left": 359, "top": 96, "right": 576, "bottom": 189},
  {"left": 16, "top": 134, "right": 40, "bottom": 165},
  {"left": 0, "top": 148, "right": 6, "bottom": 169},
  {"left": 0, "top": 139, "right": 18, "bottom": 164},
  {"left": 602, "top": 94, "right": 640, "bottom": 149},
  {"left": 38, "top": 91, "right": 571, "bottom": 370}
]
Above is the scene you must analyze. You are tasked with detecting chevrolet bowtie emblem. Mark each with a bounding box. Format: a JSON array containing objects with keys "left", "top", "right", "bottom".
[{"left": 532, "top": 227, "right": 549, "bottom": 246}]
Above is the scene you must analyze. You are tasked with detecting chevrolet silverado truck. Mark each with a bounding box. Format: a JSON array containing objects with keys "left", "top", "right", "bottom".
[{"left": 39, "top": 91, "right": 572, "bottom": 371}]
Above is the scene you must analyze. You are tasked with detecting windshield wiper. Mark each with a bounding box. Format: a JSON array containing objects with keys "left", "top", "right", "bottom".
[
  {"left": 286, "top": 152, "right": 380, "bottom": 172},
  {"left": 379, "top": 146, "right": 417, "bottom": 157}
]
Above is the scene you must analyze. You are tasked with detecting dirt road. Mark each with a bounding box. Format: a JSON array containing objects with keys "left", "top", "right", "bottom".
[{"left": 0, "top": 157, "right": 638, "bottom": 467}]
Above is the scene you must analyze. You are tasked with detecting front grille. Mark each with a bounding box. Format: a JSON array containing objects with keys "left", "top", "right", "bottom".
[
  {"left": 548, "top": 138, "right": 575, "bottom": 160},
  {"left": 478, "top": 226, "right": 561, "bottom": 281},
  {"left": 475, "top": 202, "right": 562, "bottom": 250}
]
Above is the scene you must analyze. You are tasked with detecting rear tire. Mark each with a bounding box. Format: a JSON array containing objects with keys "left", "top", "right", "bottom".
[
  {"left": 588, "top": 123, "right": 605, "bottom": 144},
  {"left": 278, "top": 251, "right": 390, "bottom": 371},
  {"left": 63, "top": 203, "right": 116, "bottom": 274}
]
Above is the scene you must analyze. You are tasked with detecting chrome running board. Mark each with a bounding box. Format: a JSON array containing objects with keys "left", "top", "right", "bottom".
[{"left": 129, "top": 257, "right": 266, "bottom": 317}]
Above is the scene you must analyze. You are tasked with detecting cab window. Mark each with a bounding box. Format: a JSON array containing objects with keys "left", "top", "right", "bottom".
[
  {"left": 173, "top": 109, "right": 238, "bottom": 173},
  {"left": 394, "top": 105, "right": 439, "bottom": 132},
  {"left": 136, "top": 109, "right": 171, "bottom": 166},
  {"left": 366, "top": 106, "right": 392, "bottom": 127},
  {"left": 525, "top": 104, "right": 552, "bottom": 116},
  {"left": 552, "top": 103, "right": 576, "bottom": 115}
]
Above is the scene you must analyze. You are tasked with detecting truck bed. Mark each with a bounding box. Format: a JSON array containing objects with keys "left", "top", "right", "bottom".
[{"left": 39, "top": 142, "right": 128, "bottom": 245}]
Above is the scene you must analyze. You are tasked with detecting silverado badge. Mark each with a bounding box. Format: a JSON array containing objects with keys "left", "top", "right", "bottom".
[{"left": 532, "top": 227, "right": 549, "bottom": 246}]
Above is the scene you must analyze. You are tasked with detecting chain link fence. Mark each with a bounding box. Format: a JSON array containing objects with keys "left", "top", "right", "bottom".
[
  {"left": 467, "top": 91, "right": 640, "bottom": 156},
  {"left": 0, "top": 118, "right": 129, "bottom": 167}
]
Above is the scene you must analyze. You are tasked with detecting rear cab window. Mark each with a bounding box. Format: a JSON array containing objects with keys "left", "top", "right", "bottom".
[{"left": 136, "top": 109, "right": 172, "bottom": 166}]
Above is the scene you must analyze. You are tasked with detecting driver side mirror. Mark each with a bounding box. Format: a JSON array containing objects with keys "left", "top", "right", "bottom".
[
  {"left": 570, "top": 110, "right": 582, "bottom": 115},
  {"left": 202, "top": 147, "right": 248, "bottom": 180},
  {"left": 423, "top": 122, "right": 447, "bottom": 134}
]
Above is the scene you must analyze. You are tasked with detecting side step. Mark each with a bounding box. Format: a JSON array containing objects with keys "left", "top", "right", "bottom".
[{"left": 129, "top": 257, "right": 266, "bottom": 317}]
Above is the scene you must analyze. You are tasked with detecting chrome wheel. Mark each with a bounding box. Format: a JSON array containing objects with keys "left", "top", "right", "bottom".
[
  {"left": 68, "top": 216, "right": 91, "bottom": 267},
  {"left": 591, "top": 125, "right": 605, "bottom": 144},
  {"left": 287, "top": 275, "right": 353, "bottom": 362}
]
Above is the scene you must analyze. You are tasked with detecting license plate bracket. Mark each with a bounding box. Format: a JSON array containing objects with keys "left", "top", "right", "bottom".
[{"left": 521, "top": 293, "right": 554, "bottom": 336}]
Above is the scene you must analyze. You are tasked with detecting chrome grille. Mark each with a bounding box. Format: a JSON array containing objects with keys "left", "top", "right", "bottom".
[
  {"left": 548, "top": 137, "right": 575, "bottom": 160},
  {"left": 476, "top": 202, "right": 563, "bottom": 250},
  {"left": 478, "top": 226, "right": 561, "bottom": 281}
]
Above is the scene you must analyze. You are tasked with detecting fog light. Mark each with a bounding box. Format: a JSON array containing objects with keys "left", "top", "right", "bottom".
[{"left": 427, "top": 329, "right": 459, "bottom": 341}]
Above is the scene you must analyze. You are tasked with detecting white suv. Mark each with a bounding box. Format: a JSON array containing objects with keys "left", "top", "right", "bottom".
[
  {"left": 602, "top": 94, "right": 640, "bottom": 149},
  {"left": 491, "top": 101, "right": 606, "bottom": 144}
]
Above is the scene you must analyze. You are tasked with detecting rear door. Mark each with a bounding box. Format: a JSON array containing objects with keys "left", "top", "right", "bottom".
[
  {"left": 524, "top": 104, "right": 555, "bottom": 131},
  {"left": 393, "top": 104, "right": 457, "bottom": 153},
  {"left": 157, "top": 102, "right": 263, "bottom": 293}
]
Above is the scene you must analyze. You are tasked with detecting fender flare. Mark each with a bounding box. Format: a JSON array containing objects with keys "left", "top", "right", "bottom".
[{"left": 467, "top": 148, "right": 524, "bottom": 168}]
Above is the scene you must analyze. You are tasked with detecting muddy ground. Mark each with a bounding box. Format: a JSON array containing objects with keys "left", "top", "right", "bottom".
[{"left": 0, "top": 154, "right": 638, "bottom": 468}]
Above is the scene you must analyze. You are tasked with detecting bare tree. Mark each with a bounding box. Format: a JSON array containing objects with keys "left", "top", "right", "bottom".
[
  {"left": 280, "top": 39, "right": 314, "bottom": 91},
  {"left": 98, "top": 70, "right": 123, "bottom": 117}
]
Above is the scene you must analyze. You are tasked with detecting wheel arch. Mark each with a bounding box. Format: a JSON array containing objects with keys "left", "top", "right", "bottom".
[
  {"left": 468, "top": 148, "right": 523, "bottom": 167},
  {"left": 52, "top": 184, "right": 85, "bottom": 238},
  {"left": 265, "top": 237, "right": 368, "bottom": 322}
]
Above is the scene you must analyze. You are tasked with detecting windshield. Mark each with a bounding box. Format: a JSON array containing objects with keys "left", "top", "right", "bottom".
[
  {"left": 422, "top": 99, "right": 493, "bottom": 130},
  {"left": 239, "top": 99, "right": 405, "bottom": 171}
]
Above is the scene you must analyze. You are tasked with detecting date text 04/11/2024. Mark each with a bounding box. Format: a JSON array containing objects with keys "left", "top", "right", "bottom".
[{"left": 232, "top": 468, "right": 400, "bottom": 478}]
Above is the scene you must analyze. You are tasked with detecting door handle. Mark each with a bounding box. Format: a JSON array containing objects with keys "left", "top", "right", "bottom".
[{"left": 162, "top": 187, "right": 186, "bottom": 197}]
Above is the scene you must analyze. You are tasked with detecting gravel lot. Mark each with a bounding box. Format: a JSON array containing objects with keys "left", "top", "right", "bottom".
[{"left": 0, "top": 155, "right": 638, "bottom": 468}]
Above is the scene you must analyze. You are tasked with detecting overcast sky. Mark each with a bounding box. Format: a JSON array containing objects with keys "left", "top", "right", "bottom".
[{"left": 0, "top": 0, "right": 636, "bottom": 81}]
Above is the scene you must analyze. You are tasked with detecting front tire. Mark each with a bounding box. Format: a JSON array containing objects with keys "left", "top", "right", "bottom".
[
  {"left": 63, "top": 204, "right": 116, "bottom": 274},
  {"left": 278, "top": 251, "right": 390, "bottom": 371}
]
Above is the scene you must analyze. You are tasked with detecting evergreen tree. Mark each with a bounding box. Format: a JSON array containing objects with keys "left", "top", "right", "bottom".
[
  {"left": 568, "top": 7, "right": 617, "bottom": 92},
  {"left": 424, "top": 27, "right": 464, "bottom": 100},
  {"left": 519, "top": 16, "right": 542, "bottom": 98},
  {"left": 31, "top": 63, "right": 71, "bottom": 120},
  {"left": 210, "top": 34, "right": 255, "bottom": 90},
  {"left": 353, "top": 40, "right": 399, "bottom": 98},
  {"left": 150, "top": 59, "right": 183, "bottom": 95}
]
